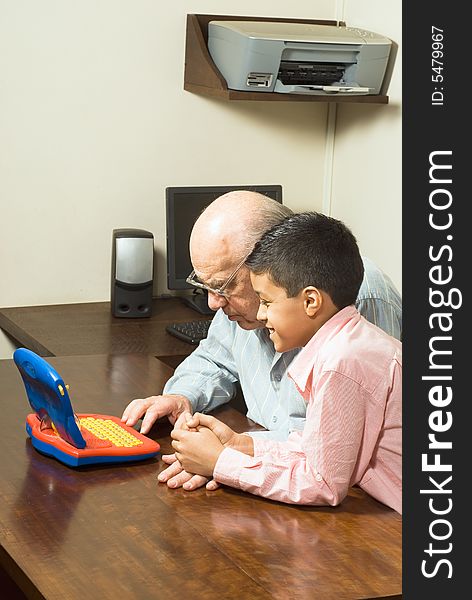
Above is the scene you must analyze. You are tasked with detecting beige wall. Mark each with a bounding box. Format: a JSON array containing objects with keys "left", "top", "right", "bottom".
[
  {"left": 0, "top": 1, "right": 401, "bottom": 358},
  {"left": 332, "top": 0, "right": 402, "bottom": 291}
]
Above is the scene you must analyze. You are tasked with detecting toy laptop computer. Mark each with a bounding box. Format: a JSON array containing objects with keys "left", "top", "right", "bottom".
[{"left": 14, "top": 348, "right": 160, "bottom": 467}]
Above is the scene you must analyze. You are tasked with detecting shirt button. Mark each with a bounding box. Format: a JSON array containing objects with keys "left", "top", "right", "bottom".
[
  {"left": 315, "top": 474, "right": 323, "bottom": 482},
  {"left": 272, "top": 416, "right": 278, "bottom": 423}
]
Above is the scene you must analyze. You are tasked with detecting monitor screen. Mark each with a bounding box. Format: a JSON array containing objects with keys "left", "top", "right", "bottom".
[{"left": 166, "top": 185, "right": 283, "bottom": 291}]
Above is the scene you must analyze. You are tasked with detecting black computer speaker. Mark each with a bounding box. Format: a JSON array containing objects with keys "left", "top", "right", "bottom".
[{"left": 111, "top": 228, "right": 154, "bottom": 318}]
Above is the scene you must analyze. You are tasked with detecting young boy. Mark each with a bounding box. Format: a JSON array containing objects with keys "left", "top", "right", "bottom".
[{"left": 170, "top": 212, "right": 402, "bottom": 513}]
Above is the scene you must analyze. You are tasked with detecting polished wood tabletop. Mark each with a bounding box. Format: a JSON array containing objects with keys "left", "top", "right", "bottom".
[
  {"left": 0, "top": 355, "right": 402, "bottom": 600},
  {"left": 0, "top": 298, "right": 211, "bottom": 367}
]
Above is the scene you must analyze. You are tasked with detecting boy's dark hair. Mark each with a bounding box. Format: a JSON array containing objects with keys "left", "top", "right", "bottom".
[{"left": 245, "top": 212, "right": 364, "bottom": 309}]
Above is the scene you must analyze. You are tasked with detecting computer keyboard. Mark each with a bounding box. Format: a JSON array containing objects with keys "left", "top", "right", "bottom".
[{"left": 166, "top": 319, "right": 212, "bottom": 344}]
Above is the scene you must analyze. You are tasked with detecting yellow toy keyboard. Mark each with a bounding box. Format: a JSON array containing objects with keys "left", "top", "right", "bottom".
[{"left": 79, "top": 416, "right": 149, "bottom": 448}]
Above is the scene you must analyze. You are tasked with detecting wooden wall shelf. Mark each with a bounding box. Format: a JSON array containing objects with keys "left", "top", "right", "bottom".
[{"left": 184, "top": 14, "right": 389, "bottom": 104}]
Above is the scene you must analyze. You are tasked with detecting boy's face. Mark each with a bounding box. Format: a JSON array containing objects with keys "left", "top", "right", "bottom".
[{"left": 250, "top": 272, "right": 316, "bottom": 353}]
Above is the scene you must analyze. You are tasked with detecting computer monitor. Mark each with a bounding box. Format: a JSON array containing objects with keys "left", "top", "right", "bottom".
[{"left": 166, "top": 184, "right": 283, "bottom": 314}]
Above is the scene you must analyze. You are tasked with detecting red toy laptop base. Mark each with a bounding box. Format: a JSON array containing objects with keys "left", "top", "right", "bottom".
[{"left": 26, "top": 412, "right": 160, "bottom": 467}]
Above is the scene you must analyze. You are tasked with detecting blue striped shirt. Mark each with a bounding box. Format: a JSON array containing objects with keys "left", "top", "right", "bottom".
[{"left": 164, "top": 257, "right": 401, "bottom": 440}]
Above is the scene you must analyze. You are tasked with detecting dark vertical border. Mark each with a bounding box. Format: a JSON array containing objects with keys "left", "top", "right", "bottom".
[{"left": 403, "top": 3, "right": 466, "bottom": 598}]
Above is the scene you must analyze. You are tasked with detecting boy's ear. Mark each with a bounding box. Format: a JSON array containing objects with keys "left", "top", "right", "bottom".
[{"left": 303, "top": 287, "right": 322, "bottom": 317}]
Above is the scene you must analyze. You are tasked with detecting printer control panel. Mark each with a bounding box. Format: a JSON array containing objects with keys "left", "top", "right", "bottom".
[{"left": 346, "top": 27, "right": 377, "bottom": 39}]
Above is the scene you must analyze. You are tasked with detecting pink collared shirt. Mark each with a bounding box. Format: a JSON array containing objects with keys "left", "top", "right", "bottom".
[{"left": 213, "top": 306, "right": 402, "bottom": 513}]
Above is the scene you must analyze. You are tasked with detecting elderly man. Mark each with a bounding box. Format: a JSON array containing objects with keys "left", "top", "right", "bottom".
[{"left": 122, "top": 191, "right": 402, "bottom": 490}]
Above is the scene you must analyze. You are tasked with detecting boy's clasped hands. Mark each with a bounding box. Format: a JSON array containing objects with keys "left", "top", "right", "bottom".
[{"left": 168, "top": 413, "right": 254, "bottom": 481}]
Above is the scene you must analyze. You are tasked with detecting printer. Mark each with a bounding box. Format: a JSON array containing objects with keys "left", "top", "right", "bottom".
[{"left": 207, "top": 21, "right": 392, "bottom": 96}]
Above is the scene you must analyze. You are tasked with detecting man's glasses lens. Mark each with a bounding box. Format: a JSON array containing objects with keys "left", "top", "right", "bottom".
[{"left": 185, "top": 254, "right": 248, "bottom": 298}]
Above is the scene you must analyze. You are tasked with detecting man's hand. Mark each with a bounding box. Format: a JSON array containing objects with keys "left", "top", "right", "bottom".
[
  {"left": 158, "top": 453, "right": 218, "bottom": 491},
  {"left": 121, "top": 394, "right": 192, "bottom": 434}
]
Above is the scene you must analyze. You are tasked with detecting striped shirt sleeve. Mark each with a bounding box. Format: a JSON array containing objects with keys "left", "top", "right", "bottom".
[{"left": 163, "top": 310, "right": 239, "bottom": 413}]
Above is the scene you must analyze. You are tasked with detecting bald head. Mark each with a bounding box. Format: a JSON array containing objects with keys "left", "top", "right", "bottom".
[
  {"left": 188, "top": 191, "right": 292, "bottom": 329},
  {"left": 190, "top": 190, "right": 292, "bottom": 269}
]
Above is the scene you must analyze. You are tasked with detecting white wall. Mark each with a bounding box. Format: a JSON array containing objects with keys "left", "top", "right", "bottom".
[
  {"left": 0, "top": 1, "right": 401, "bottom": 358},
  {"left": 331, "top": 0, "right": 402, "bottom": 290}
]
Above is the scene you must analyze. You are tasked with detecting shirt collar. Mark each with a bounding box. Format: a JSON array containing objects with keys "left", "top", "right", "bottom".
[{"left": 288, "top": 305, "right": 360, "bottom": 395}]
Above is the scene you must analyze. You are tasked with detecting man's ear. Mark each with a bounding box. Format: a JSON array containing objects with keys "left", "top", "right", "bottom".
[{"left": 303, "top": 287, "right": 322, "bottom": 317}]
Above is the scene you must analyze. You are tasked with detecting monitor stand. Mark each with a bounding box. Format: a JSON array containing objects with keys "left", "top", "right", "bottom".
[{"left": 181, "top": 290, "right": 215, "bottom": 316}]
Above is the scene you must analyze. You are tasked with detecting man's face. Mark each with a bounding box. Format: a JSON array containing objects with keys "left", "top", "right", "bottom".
[{"left": 191, "top": 258, "right": 263, "bottom": 330}]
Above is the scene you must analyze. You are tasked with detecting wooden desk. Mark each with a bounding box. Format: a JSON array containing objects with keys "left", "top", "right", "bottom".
[
  {"left": 0, "top": 298, "right": 211, "bottom": 368},
  {"left": 0, "top": 355, "right": 401, "bottom": 600}
]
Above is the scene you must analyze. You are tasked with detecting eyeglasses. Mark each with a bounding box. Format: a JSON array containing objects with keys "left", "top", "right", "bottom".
[{"left": 186, "top": 255, "right": 248, "bottom": 298}]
